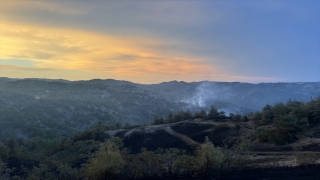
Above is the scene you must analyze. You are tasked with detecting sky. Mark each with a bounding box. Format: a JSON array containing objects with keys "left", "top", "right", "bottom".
[{"left": 0, "top": 0, "right": 319, "bottom": 84}]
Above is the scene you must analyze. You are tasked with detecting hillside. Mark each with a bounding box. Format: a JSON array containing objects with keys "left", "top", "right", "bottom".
[
  {"left": 0, "top": 77, "right": 319, "bottom": 139},
  {"left": 0, "top": 78, "right": 185, "bottom": 139},
  {"left": 106, "top": 118, "right": 320, "bottom": 154},
  {"left": 143, "top": 81, "right": 320, "bottom": 112},
  {"left": 1, "top": 96, "right": 320, "bottom": 179}
]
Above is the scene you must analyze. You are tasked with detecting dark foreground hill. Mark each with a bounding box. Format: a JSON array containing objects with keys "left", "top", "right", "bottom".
[
  {"left": 106, "top": 118, "right": 320, "bottom": 154},
  {"left": 2, "top": 116, "right": 320, "bottom": 180},
  {"left": 0, "top": 96, "right": 319, "bottom": 179}
]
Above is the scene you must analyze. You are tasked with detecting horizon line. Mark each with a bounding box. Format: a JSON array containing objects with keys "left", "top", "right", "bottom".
[{"left": 1, "top": 76, "right": 319, "bottom": 85}]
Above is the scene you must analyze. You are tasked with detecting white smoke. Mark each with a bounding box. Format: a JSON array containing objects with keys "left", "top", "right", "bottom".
[
  {"left": 182, "top": 81, "right": 241, "bottom": 115},
  {"left": 182, "top": 81, "right": 217, "bottom": 107}
]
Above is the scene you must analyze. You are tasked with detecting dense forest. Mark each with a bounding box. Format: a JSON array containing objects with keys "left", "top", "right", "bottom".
[{"left": 0, "top": 97, "right": 319, "bottom": 179}]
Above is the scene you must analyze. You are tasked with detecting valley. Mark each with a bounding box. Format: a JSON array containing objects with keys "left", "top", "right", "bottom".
[
  {"left": 0, "top": 78, "right": 320, "bottom": 179},
  {"left": 0, "top": 78, "right": 319, "bottom": 139}
]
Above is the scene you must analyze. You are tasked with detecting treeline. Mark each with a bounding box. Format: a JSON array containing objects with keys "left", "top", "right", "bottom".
[
  {"left": 252, "top": 97, "right": 320, "bottom": 145},
  {"left": 0, "top": 123, "right": 120, "bottom": 179},
  {"left": 152, "top": 105, "right": 227, "bottom": 125},
  {"left": 0, "top": 135, "right": 255, "bottom": 180},
  {"left": 227, "top": 97, "right": 320, "bottom": 145},
  {"left": 82, "top": 137, "right": 255, "bottom": 180},
  {"left": 153, "top": 97, "right": 320, "bottom": 145}
]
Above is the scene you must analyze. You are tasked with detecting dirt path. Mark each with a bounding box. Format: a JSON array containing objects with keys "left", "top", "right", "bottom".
[{"left": 162, "top": 125, "right": 200, "bottom": 146}]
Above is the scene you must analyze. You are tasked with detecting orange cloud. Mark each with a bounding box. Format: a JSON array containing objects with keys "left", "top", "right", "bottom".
[
  {"left": 1, "top": 20, "right": 284, "bottom": 83},
  {"left": 0, "top": 20, "right": 222, "bottom": 83}
]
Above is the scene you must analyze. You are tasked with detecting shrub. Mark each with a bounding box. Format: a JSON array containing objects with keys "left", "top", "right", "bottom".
[
  {"left": 256, "top": 127, "right": 271, "bottom": 142},
  {"left": 195, "top": 137, "right": 225, "bottom": 176}
]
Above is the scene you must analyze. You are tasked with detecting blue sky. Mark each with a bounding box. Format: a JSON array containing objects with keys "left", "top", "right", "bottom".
[{"left": 0, "top": 0, "right": 319, "bottom": 83}]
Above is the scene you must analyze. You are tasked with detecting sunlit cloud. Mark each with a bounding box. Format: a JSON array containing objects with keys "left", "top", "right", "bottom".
[
  {"left": 0, "top": 64, "right": 56, "bottom": 72},
  {"left": 0, "top": 19, "right": 287, "bottom": 83},
  {"left": 0, "top": 0, "right": 319, "bottom": 83},
  {"left": 1, "top": 20, "right": 226, "bottom": 83}
]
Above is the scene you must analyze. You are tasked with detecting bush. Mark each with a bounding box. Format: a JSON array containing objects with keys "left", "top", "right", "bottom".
[
  {"left": 271, "top": 113, "right": 308, "bottom": 145},
  {"left": 82, "top": 137, "right": 124, "bottom": 180},
  {"left": 256, "top": 127, "right": 271, "bottom": 142},
  {"left": 195, "top": 137, "right": 225, "bottom": 175}
]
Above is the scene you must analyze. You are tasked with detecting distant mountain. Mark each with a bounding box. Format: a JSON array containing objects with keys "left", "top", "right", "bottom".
[
  {"left": 143, "top": 81, "right": 320, "bottom": 113},
  {"left": 0, "top": 77, "right": 319, "bottom": 139},
  {"left": 0, "top": 78, "right": 185, "bottom": 139}
]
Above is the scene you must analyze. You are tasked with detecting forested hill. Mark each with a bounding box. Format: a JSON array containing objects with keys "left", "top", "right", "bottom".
[
  {"left": 0, "top": 96, "right": 320, "bottom": 179},
  {"left": 0, "top": 77, "right": 319, "bottom": 139},
  {"left": 142, "top": 81, "right": 320, "bottom": 111},
  {"left": 0, "top": 78, "right": 185, "bottom": 139}
]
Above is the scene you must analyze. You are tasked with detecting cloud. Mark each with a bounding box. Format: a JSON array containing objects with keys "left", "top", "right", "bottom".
[
  {"left": 0, "top": 64, "right": 56, "bottom": 72},
  {"left": 0, "top": 20, "right": 286, "bottom": 84},
  {"left": 1, "top": 0, "right": 89, "bottom": 15},
  {"left": 125, "top": 1, "right": 218, "bottom": 25},
  {"left": 0, "top": 20, "right": 220, "bottom": 82}
]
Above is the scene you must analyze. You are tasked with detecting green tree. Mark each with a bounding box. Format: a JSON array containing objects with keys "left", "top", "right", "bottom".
[
  {"left": 128, "top": 148, "right": 164, "bottom": 178},
  {"left": 272, "top": 113, "right": 308, "bottom": 144},
  {"left": 0, "top": 160, "right": 9, "bottom": 180},
  {"left": 152, "top": 115, "right": 165, "bottom": 125},
  {"left": 26, "top": 163, "right": 56, "bottom": 180},
  {"left": 219, "top": 111, "right": 226, "bottom": 118},
  {"left": 176, "top": 154, "right": 197, "bottom": 176},
  {"left": 83, "top": 137, "right": 124, "bottom": 180},
  {"left": 208, "top": 106, "right": 219, "bottom": 118},
  {"left": 165, "top": 112, "right": 174, "bottom": 123},
  {"left": 181, "top": 110, "right": 193, "bottom": 120},
  {"left": 195, "top": 137, "right": 225, "bottom": 176},
  {"left": 7, "top": 139, "right": 16, "bottom": 157},
  {"left": 173, "top": 111, "right": 184, "bottom": 122},
  {"left": 256, "top": 127, "right": 271, "bottom": 142},
  {"left": 251, "top": 111, "right": 262, "bottom": 126},
  {"left": 261, "top": 104, "right": 273, "bottom": 125},
  {"left": 162, "top": 148, "right": 185, "bottom": 176},
  {"left": 305, "top": 97, "right": 320, "bottom": 123},
  {"left": 0, "top": 142, "right": 9, "bottom": 159},
  {"left": 194, "top": 109, "right": 207, "bottom": 119},
  {"left": 272, "top": 102, "right": 289, "bottom": 118}
]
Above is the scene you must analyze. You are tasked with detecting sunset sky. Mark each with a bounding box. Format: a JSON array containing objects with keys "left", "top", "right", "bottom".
[{"left": 0, "top": 0, "right": 319, "bottom": 84}]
